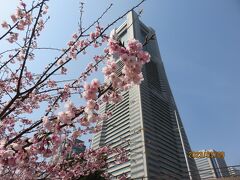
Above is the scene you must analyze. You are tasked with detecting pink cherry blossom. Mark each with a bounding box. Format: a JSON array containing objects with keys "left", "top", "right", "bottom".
[
  {"left": 43, "top": 116, "right": 52, "bottom": 131},
  {"left": 1, "top": 21, "right": 8, "bottom": 29},
  {"left": 11, "top": 14, "right": 18, "bottom": 22},
  {"left": 0, "top": 1, "right": 149, "bottom": 179},
  {"left": 6, "top": 32, "right": 19, "bottom": 43}
]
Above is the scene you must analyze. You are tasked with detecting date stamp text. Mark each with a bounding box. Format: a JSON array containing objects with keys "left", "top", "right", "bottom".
[{"left": 188, "top": 151, "right": 225, "bottom": 158}]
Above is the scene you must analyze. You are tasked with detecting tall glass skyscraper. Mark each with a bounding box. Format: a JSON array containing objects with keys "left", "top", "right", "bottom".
[{"left": 92, "top": 11, "right": 199, "bottom": 180}]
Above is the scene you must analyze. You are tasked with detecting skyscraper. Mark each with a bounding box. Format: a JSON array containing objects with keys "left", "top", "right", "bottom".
[
  {"left": 195, "top": 149, "right": 230, "bottom": 179},
  {"left": 92, "top": 11, "right": 199, "bottom": 179}
]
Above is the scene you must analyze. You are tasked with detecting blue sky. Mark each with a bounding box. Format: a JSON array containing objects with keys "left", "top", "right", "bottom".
[{"left": 0, "top": 0, "right": 239, "bottom": 166}]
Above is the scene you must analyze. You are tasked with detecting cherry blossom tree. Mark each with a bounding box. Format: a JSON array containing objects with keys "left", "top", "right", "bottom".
[{"left": 0, "top": 0, "right": 151, "bottom": 179}]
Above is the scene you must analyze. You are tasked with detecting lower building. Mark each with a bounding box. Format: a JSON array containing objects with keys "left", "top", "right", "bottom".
[
  {"left": 195, "top": 149, "right": 230, "bottom": 179},
  {"left": 71, "top": 139, "right": 86, "bottom": 154},
  {"left": 228, "top": 167, "right": 240, "bottom": 177}
]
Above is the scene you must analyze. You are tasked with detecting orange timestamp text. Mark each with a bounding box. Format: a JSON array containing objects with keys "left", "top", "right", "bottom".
[{"left": 188, "top": 151, "right": 225, "bottom": 158}]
